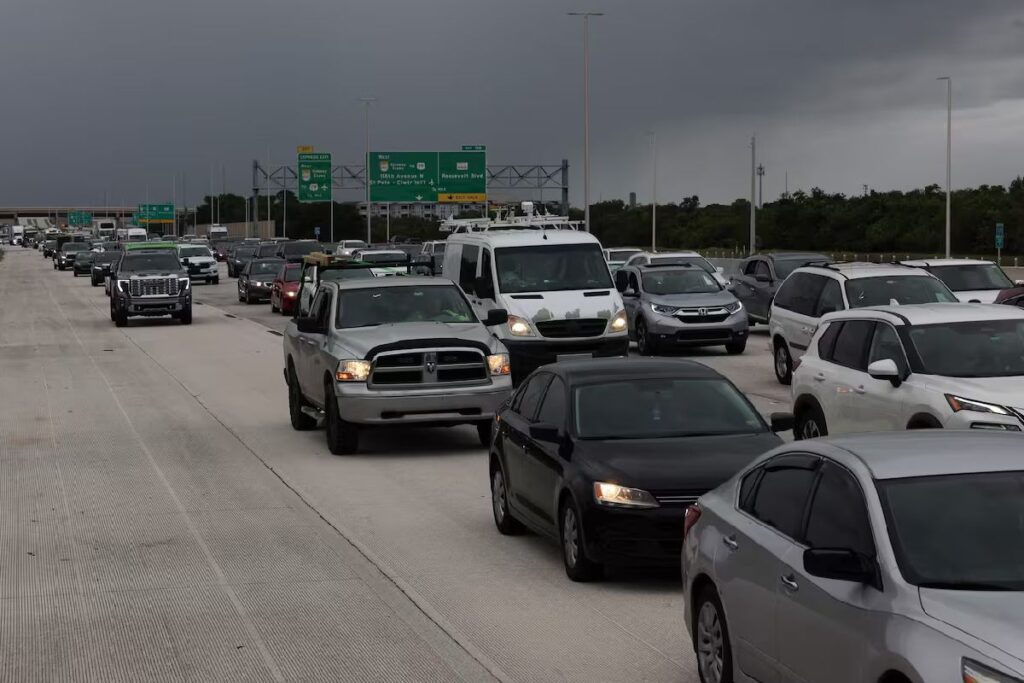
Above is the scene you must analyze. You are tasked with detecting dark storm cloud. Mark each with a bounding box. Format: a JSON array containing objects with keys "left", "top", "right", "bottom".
[{"left": 2, "top": 0, "right": 1024, "bottom": 209}]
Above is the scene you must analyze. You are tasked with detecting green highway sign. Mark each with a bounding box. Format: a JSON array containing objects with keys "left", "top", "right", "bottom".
[
  {"left": 996, "top": 223, "right": 1005, "bottom": 250},
  {"left": 68, "top": 210, "right": 93, "bottom": 227},
  {"left": 461, "top": 145, "right": 486, "bottom": 151},
  {"left": 137, "top": 203, "right": 174, "bottom": 224},
  {"left": 298, "top": 152, "right": 332, "bottom": 202},
  {"left": 369, "top": 151, "right": 486, "bottom": 203}
]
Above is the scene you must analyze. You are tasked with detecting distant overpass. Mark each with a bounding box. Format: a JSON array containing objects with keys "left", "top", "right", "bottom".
[{"left": 0, "top": 207, "right": 137, "bottom": 223}]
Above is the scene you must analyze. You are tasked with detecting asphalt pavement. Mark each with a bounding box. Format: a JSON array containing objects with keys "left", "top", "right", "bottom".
[{"left": 1, "top": 249, "right": 792, "bottom": 682}]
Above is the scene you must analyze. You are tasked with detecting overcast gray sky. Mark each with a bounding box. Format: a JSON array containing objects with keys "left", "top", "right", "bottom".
[{"left": 3, "top": 0, "right": 1024, "bottom": 208}]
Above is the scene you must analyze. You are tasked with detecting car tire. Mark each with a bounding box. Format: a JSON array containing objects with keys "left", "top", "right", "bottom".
[
  {"left": 271, "top": 299, "right": 279, "bottom": 313},
  {"left": 476, "top": 421, "right": 493, "bottom": 448},
  {"left": 773, "top": 341, "right": 793, "bottom": 385},
  {"left": 795, "top": 401, "right": 828, "bottom": 440},
  {"left": 490, "top": 463, "right": 524, "bottom": 535},
  {"left": 179, "top": 306, "right": 193, "bottom": 325},
  {"left": 114, "top": 307, "right": 128, "bottom": 328},
  {"left": 559, "top": 496, "right": 602, "bottom": 582},
  {"left": 245, "top": 292, "right": 254, "bottom": 305},
  {"left": 72, "top": 271, "right": 78, "bottom": 277},
  {"left": 725, "top": 339, "right": 746, "bottom": 355},
  {"left": 287, "top": 365, "right": 316, "bottom": 431},
  {"left": 212, "top": 276, "right": 219, "bottom": 285},
  {"left": 237, "top": 289, "right": 244, "bottom": 303},
  {"left": 324, "top": 382, "right": 359, "bottom": 455},
  {"left": 636, "top": 319, "right": 658, "bottom": 356},
  {"left": 694, "top": 586, "right": 734, "bottom": 683}
]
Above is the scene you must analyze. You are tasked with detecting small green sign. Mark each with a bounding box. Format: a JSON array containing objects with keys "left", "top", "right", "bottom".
[
  {"left": 68, "top": 210, "right": 93, "bottom": 227},
  {"left": 996, "top": 223, "right": 1005, "bottom": 250},
  {"left": 369, "top": 151, "right": 486, "bottom": 203},
  {"left": 298, "top": 152, "right": 332, "bottom": 202},
  {"left": 461, "top": 145, "right": 486, "bottom": 151}
]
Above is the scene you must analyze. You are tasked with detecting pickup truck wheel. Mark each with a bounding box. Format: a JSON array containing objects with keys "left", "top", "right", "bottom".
[
  {"left": 325, "top": 383, "right": 358, "bottom": 455},
  {"left": 477, "top": 421, "right": 493, "bottom": 448},
  {"left": 114, "top": 306, "right": 128, "bottom": 328},
  {"left": 179, "top": 306, "right": 193, "bottom": 325},
  {"left": 287, "top": 366, "right": 316, "bottom": 431},
  {"left": 212, "top": 276, "right": 219, "bottom": 285},
  {"left": 73, "top": 271, "right": 79, "bottom": 277}
]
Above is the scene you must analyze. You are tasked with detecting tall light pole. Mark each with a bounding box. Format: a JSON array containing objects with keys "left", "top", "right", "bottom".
[
  {"left": 756, "top": 163, "right": 765, "bottom": 208},
  {"left": 938, "top": 76, "right": 952, "bottom": 258},
  {"left": 360, "top": 97, "right": 376, "bottom": 244},
  {"left": 648, "top": 130, "right": 657, "bottom": 252},
  {"left": 750, "top": 136, "right": 757, "bottom": 256},
  {"left": 569, "top": 11, "right": 603, "bottom": 232}
]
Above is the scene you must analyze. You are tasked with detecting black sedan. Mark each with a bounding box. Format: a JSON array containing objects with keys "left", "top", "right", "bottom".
[
  {"left": 72, "top": 251, "right": 96, "bottom": 276},
  {"left": 238, "top": 258, "right": 284, "bottom": 303},
  {"left": 90, "top": 251, "right": 119, "bottom": 286},
  {"left": 488, "top": 357, "right": 791, "bottom": 581}
]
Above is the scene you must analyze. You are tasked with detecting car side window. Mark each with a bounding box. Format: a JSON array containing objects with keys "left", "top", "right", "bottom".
[
  {"left": 754, "top": 261, "right": 771, "bottom": 279},
  {"left": 815, "top": 279, "right": 844, "bottom": 316},
  {"left": 459, "top": 245, "right": 479, "bottom": 296},
  {"left": 805, "top": 462, "right": 875, "bottom": 557},
  {"left": 748, "top": 454, "right": 820, "bottom": 540},
  {"left": 831, "top": 320, "right": 875, "bottom": 370},
  {"left": 309, "top": 291, "right": 328, "bottom": 328},
  {"left": 738, "top": 468, "right": 763, "bottom": 513},
  {"left": 867, "top": 322, "right": 908, "bottom": 375},
  {"left": 790, "top": 273, "right": 829, "bottom": 317},
  {"left": 773, "top": 274, "right": 800, "bottom": 310},
  {"left": 816, "top": 321, "right": 844, "bottom": 361},
  {"left": 536, "top": 377, "right": 566, "bottom": 428},
  {"left": 513, "top": 373, "right": 551, "bottom": 422}
]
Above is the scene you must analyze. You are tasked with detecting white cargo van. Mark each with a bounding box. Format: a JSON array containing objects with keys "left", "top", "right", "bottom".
[{"left": 443, "top": 226, "right": 628, "bottom": 383}]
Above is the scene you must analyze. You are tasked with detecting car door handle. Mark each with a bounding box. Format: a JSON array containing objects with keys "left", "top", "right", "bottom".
[
  {"left": 722, "top": 535, "right": 739, "bottom": 551},
  {"left": 813, "top": 373, "right": 826, "bottom": 382},
  {"left": 780, "top": 574, "right": 799, "bottom": 591},
  {"left": 854, "top": 385, "right": 866, "bottom": 394}
]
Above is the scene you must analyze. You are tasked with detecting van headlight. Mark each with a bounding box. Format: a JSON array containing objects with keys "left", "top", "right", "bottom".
[
  {"left": 507, "top": 315, "right": 535, "bottom": 337},
  {"left": 487, "top": 353, "right": 511, "bottom": 375},
  {"left": 608, "top": 309, "right": 628, "bottom": 333}
]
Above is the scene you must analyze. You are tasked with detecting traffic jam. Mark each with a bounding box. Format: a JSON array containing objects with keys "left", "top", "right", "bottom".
[{"left": 26, "top": 208, "right": 1024, "bottom": 683}]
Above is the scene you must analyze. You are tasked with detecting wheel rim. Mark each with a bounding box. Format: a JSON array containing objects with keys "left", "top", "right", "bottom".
[
  {"left": 562, "top": 506, "right": 579, "bottom": 568},
  {"left": 697, "top": 601, "right": 725, "bottom": 683},
  {"left": 638, "top": 323, "right": 648, "bottom": 353},
  {"left": 801, "top": 417, "right": 821, "bottom": 439},
  {"left": 775, "top": 346, "right": 789, "bottom": 378},
  {"left": 492, "top": 471, "right": 507, "bottom": 524}
]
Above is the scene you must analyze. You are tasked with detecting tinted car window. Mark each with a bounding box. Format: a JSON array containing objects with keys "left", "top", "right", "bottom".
[
  {"left": 789, "top": 273, "right": 829, "bottom": 317},
  {"left": 460, "top": 245, "right": 479, "bottom": 295},
  {"left": 868, "top": 323, "right": 908, "bottom": 375},
  {"left": 817, "top": 321, "right": 843, "bottom": 361},
  {"left": 739, "top": 469, "right": 763, "bottom": 513},
  {"left": 908, "top": 319, "right": 1024, "bottom": 378},
  {"left": 536, "top": 377, "right": 567, "bottom": 428},
  {"left": 926, "top": 264, "right": 1013, "bottom": 292},
  {"left": 805, "top": 463, "right": 874, "bottom": 556},
  {"left": 845, "top": 276, "right": 956, "bottom": 308},
  {"left": 514, "top": 373, "right": 551, "bottom": 421},
  {"left": 120, "top": 254, "right": 180, "bottom": 272},
  {"left": 831, "top": 320, "right": 875, "bottom": 370},
  {"left": 754, "top": 261, "right": 771, "bottom": 278},
  {"left": 815, "top": 279, "right": 844, "bottom": 316},
  {"left": 749, "top": 454, "right": 819, "bottom": 539},
  {"left": 773, "top": 275, "right": 799, "bottom": 310}
]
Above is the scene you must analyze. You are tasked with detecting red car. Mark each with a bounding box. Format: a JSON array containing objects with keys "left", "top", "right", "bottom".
[{"left": 270, "top": 262, "right": 301, "bottom": 315}]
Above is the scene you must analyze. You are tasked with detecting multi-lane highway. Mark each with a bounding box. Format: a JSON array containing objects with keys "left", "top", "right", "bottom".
[{"left": 1, "top": 247, "right": 788, "bottom": 682}]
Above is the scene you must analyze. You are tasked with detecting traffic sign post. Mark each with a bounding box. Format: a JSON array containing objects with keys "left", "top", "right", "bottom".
[
  {"left": 314, "top": 226, "right": 321, "bottom": 239},
  {"left": 297, "top": 153, "right": 332, "bottom": 203},
  {"left": 996, "top": 223, "right": 1005, "bottom": 265},
  {"left": 369, "top": 150, "right": 486, "bottom": 203}
]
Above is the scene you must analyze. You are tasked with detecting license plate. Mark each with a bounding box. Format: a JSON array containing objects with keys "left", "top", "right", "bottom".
[{"left": 557, "top": 353, "right": 593, "bottom": 362}]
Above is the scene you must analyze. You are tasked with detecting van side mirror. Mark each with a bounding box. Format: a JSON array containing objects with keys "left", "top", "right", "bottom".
[
  {"left": 755, "top": 273, "right": 772, "bottom": 283},
  {"left": 474, "top": 275, "right": 494, "bottom": 299},
  {"left": 484, "top": 309, "right": 509, "bottom": 326},
  {"left": 804, "top": 548, "right": 880, "bottom": 589},
  {"left": 296, "top": 316, "right": 322, "bottom": 334}
]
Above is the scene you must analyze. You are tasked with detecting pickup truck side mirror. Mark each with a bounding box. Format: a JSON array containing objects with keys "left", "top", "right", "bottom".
[
  {"left": 622, "top": 289, "right": 639, "bottom": 298},
  {"left": 529, "top": 423, "right": 560, "bottom": 442},
  {"left": 754, "top": 273, "right": 772, "bottom": 283},
  {"left": 484, "top": 308, "right": 509, "bottom": 326},
  {"left": 296, "top": 316, "right": 322, "bottom": 334}
]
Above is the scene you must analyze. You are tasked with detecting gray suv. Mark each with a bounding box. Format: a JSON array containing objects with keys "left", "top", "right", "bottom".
[
  {"left": 615, "top": 264, "right": 748, "bottom": 355},
  {"left": 282, "top": 276, "right": 513, "bottom": 455}
]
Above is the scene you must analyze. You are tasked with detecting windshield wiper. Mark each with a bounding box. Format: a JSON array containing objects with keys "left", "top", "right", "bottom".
[{"left": 918, "top": 581, "right": 1015, "bottom": 591}]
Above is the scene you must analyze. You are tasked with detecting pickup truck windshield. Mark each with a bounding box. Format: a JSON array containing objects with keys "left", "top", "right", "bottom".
[
  {"left": 495, "top": 243, "right": 612, "bottom": 293},
  {"left": 120, "top": 254, "right": 180, "bottom": 272},
  {"left": 336, "top": 285, "right": 475, "bottom": 328},
  {"left": 179, "top": 246, "right": 213, "bottom": 258}
]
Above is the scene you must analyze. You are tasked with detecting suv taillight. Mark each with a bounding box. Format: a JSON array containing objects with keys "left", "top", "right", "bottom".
[{"left": 683, "top": 504, "right": 702, "bottom": 539}]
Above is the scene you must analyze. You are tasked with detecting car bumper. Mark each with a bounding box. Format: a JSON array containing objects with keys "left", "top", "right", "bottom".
[
  {"left": 187, "top": 268, "right": 218, "bottom": 279},
  {"left": 502, "top": 335, "right": 629, "bottom": 381},
  {"left": 116, "top": 294, "right": 191, "bottom": 317},
  {"left": 280, "top": 294, "right": 298, "bottom": 313},
  {"left": 246, "top": 285, "right": 272, "bottom": 299},
  {"left": 645, "top": 311, "right": 749, "bottom": 347},
  {"left": 581, "top": 503, "right": 689, "bottom": 566},
  {"left": 332, "top": 380, "right": 513, "bottom": 425}
]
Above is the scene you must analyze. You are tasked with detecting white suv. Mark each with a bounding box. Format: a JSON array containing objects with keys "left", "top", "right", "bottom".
[
  {"left": 622, "top": 250, "right": 728, "bottom": 287},
  {"left": 769, "top": 262, "right": 956, "bottom": 384},
  {"left": 899, "top": 258, "right": 1020, "bottom": 303},
  {"left": 791, "top": 303, "right": 1024, "bottom": 438}
]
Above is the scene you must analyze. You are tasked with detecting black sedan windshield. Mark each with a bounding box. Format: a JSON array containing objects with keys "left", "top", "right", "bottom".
[
  {"left": 909, "top": 319, "right": 1024, "bottom": 377},
  {"left": 336, "top": 285, "right": 475, "bottom": 328},
  {"left": 233, "top": 247, "right": 256, "bottom": 259},
  {"left": 927, "top": 264, "right": 1013, "bottom": 292},
  {"left": 496, "top": 243, "right": 612, "bottom": 293},
  {"left": 281, "top": 241, "right": 321, "bottom": 256},
  {"left": 642, "top": 269, "right": 720, "bottom": 294},
  {"left": 574, "top": 378, "right": 765, "bottom": 439},
  {"left": 250, "top": 260, "right": 284, "bottom": 275},
  {"left": 845, "top": 276, "right": 956, "bottom": 308},
  {"left": 62, "top": 243, "right": 89, "bottom": 252},
  {"left": 121, "top": 254, "right": 181, "bottom": 272},
  {"left": 879, "top": 471, "right": 1024, "bottom": 590}
]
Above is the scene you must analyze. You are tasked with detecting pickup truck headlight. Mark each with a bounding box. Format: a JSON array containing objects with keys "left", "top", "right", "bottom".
[
  {"left": 336, "top": 360, "right": 371, "bottom": 382},
  {"left": 487, "top": 353, "right": 511, "bottom": 376},
  {"left": 178, "top": 278, "right": 190, "bottom": 292},
  {"left": 507, "top": 315, "right": 535, "bottom": 337},
  {"left": 593, "top": 482, "right": 660, "bottom": 509},
  {"left": 962, "top": 658, "right": 1024, "bottom": 683},
  {"left": 116, "top": 279, "right": 128, "bottom": 293},
  {"left": 608, "top": 309, "right": 628, "bottom": 332}
]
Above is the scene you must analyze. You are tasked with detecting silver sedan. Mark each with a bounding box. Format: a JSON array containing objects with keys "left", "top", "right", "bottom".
[{"left": 681, "top": 431, "right": 1024, "bottom": 683}]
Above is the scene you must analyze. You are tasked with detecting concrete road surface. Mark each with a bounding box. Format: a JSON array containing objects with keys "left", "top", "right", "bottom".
[{"left": 2, "top": 250, "right": 792, "bottom": 682}]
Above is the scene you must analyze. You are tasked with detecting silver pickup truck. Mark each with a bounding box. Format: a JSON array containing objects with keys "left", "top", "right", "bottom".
[{"left": 282, "top": 276, "right": 513, "bottom": 454}]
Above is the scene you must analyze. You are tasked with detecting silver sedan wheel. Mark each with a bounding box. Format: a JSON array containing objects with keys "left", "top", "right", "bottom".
[
  {"left": 562, "top": 506, "right": 579, "bottom": 568},
  {"left": 801, "top": 418, "right": 821, "bottom": 440},
  {"left": 697, "top": 601, "right": 725, "bottom": 683},
  {"left": 492, "top": 471, "right": 507, "bottom": 524}
]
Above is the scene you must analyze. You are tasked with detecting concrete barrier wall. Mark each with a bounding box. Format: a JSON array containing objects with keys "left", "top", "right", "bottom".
[{"left": 195, "top": 221, "right": 274, "bottom": 239}]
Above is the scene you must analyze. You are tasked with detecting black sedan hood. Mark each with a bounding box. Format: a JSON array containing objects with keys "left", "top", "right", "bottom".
[{"left": 577, "top": 432, "right": 781, "bottom": 492}]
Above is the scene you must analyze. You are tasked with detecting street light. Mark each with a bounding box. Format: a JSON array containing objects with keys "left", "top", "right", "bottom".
[
  {"left": 756, "top": 163, "right": 765, "bottom": 208},
  {"left": 938, "top": 76, "right": 951, "bottom": 258},
  {"left": 360, "top": 97, "right": 377, "bottom": 244},
  {"left": 568, "top": 11, "right": 603, "bottom": 232}
]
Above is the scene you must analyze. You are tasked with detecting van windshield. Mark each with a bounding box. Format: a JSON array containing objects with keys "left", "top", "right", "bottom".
[{"left": 495, "top": 243, "right": 612, "bottom": 293}]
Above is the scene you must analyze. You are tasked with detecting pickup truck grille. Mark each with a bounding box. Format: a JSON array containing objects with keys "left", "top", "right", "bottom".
[
  {"left": 370, "top": 348, "right": 488, "bottom": 387},
  {"left": 129, "top": 277, "right": 177, "bottom": 297},
  {"left": 536, "top": 318, "right": 607, "bottom": 338}
]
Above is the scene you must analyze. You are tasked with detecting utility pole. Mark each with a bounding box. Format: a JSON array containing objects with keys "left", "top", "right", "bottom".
[
  {"left": 938, "top": 76, "right": 952, "bottom": 258},
  {"left": 648, "top": 131, "right": 657, "bottom": 252},
  {"left": 784, "top": 171, "right": 789, "bottom": 199},
  {"left": 360, "top": 97, "right": 376, "bottom": 244},
  {"left": 750, "top": 136, "right": 757, "bottom": 256},
  {"left": 569, "top": 11, "right": 603, "bottom": 232},
  {"left": 756, "top": 163, "right": 765, "bottom": 208}
]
